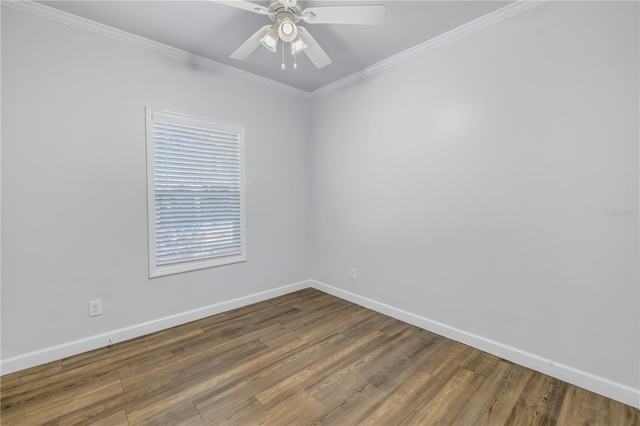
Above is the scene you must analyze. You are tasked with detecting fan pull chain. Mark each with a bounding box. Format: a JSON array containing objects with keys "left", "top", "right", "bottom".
[
  {"left": 281, "top": 40, "right": 285, "bottom": 70},
  {"left": 294, "top": 53, "right": 297, "bottom": 70}
]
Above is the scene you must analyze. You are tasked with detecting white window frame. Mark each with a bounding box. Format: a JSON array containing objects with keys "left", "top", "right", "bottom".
[{"left": 145, "top": 108, "right": 246, "bottom": 278}]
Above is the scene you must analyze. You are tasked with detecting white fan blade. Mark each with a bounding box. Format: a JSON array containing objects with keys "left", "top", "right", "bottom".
[
  {"left": 230, "top": 25, "right": 271, "bottom": 60},
  {"left": 298, "top": 27, "right": 332, "bottom": 69},
  {"left": 216, "top": 1, "right": 270, "bottom": 15},
  {"left": 302, "top": 5, "right": 385, "bottom": 25}
]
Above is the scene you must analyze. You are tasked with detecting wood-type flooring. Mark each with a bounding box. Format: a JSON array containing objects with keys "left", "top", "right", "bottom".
[{"left": 1, "top": 288, "right": 638, "bottom": 425}]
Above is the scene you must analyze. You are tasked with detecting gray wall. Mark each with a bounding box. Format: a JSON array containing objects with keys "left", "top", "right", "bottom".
[
  {"left": 2, "top": 7, "right": 311, "bottom": 359},
  {"left": 310, "top": 1, "right": 639, "bottom": 389},
  {"left": 2, "top": 0, "right": 638, "bottom": 404}
]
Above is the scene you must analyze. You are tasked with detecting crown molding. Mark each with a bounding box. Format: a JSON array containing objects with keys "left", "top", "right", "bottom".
[
  {"left": 309, "top": 0, "right": 550, "bottom": 99},
  {"left": 2, "top": 0, "right": 313, "bottom": 99},
  {"left": 4, "top": 0, "right": 548, "bottom": 100}
]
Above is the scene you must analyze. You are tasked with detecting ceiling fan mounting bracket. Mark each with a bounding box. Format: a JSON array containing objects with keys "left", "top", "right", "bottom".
[{"left": 267, "top": 0, "right": 304, "bottom": 22}]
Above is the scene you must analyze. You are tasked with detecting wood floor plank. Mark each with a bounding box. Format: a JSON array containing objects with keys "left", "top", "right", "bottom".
[
  {"left": 308, "top": 327, "right": 423, "bottom": 405},
  {"left": 609, "top": 397, "right": 640, "bottom": 426},
  {"left": 365, "top": 331, "right": 441, "bottom": 394},
  {"left": 123, "top": 343, "right": 275, "bottom": 423},
  {"left": 365, "top": 341, "right": 470, "bottom": 423},
  {"left": 505, "top": 372, "right": 568, "bottom": 425},
  {"left": 460, "top": 348, "right": 502, "bottom": 377},
  {"left": 120, "top": 331, "right": 271, "bottom": 391},
  {"left": 308, "top": 380, "right": 387, "bottom": 425},
  {"left": 252, "top": 331, "right": 385, "bottom": 410},
  {"left": 2, "top": 341, "right": 178, "bottom": 417},
  {"left": 208, "top": 396, "right": 267, "bottom": 425},
  {"left": 0, "top": 360, "right": 63, "bottom": 410},
  {"left": 403, "top": 367, "right": 486, "bottom": 424},
  {"left": 358, "top": 370, "right": 433, "bottom": 425},
  {"left": 195, "top": 332, "right": 352, "bottom": 416},
  {"left": 305, "top": 332, "right": 398, "bottom": 404},
  {"left": 0, "top": 360, "right": 62, "bottom": 395},
  {"left": 453, "top": 360, "right": 535, "bottom": 425},
  {"left": 254, "top": 390, "right": 325, "bottom": 425},
  {"left": 1, "top": 376, "right": 123, "bottom": 426},
  {"left": 128, "top": 399, "right": 203, "bottom": 426},
  {"left": 84, "top": 409, "right": 129, "bottom": 426},
  {"left": 2, "top": 288, "right": 638, "bottom": 425},
  {"left": 287, "top": 304, "right": 371, "bottom": 343},
  {"left": 557, "top": 385, "right": 612, "bottom": 425}
]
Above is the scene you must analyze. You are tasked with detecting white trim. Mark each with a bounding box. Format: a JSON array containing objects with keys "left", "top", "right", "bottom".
[
  {"left": 145, "top": 107, "right": 247, "bottom": 278},
  {"left": 2, "top": 0, "right": 548, "bottom": 100},
  {"left": 309, "top": 0, "right": 549, "bottom": 98},
  {"left": 0, "top": 280, "right": 311, "bottom": 375},
  {"left": 309, "top": 280, "right": 640, "bottom": 409},
  {"left": 3, "top": 279, "right": 638, "bottom": 408},
  {"left": 1, "top": 0, "right": 311, "bottom": 99}
]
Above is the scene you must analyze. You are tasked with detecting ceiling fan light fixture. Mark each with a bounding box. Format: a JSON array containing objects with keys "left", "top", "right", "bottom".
[
  {"left": 290, "top": 36, "right": 307, "bottom": 55},
  {"left": 277, "top": 17, "right": 298, "bottom": 43},
  {"left": 259, "top": 27, "right": 279, "bottom": 52}
]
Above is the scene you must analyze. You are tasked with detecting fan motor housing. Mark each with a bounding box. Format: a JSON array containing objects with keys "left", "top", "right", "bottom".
[{"left": 268, "top": 1, "right": 304, "bottom": 22}]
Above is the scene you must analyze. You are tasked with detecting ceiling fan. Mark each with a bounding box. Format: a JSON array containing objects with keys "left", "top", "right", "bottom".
[{"left": 219, "top": 0, "right": 385, "bottom": 69}]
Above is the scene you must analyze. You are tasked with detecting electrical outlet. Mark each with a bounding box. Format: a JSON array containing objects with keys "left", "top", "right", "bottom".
[
  {"left": 350, "top": 268, "right": 357, "bottom": 281},
  {"left": 88, "top": 299, "right": 102, "bottom": 317}
]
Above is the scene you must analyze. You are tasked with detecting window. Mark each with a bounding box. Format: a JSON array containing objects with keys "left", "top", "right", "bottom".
[{"left": 146, "top": 108, "right": 245, "bottom": 277}]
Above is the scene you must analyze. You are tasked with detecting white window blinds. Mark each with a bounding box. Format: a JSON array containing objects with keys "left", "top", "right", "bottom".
[{"left": 146, "top": 108, "right": 245, "bottom": 277}]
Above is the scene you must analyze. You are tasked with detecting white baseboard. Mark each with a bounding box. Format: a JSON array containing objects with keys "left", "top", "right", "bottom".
[
  {"left": 309, "top": 280, "right": 640, "bottom": 409},
  {"left": 3, "top": 278, "right": 638, "bottom": 409},
  {"left": 0, "top": 280, "right": 311, "bottom": 375}
]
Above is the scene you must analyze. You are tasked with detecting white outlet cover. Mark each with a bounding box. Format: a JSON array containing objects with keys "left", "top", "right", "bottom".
[{"left": 89, "top": 299, "right": 103, "bottom": 317}]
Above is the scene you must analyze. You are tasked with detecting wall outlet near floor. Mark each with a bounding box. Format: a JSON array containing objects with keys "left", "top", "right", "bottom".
[
  {"left": 350, "top": 268, "right": 357, "bottom": 281},
  {"left": 88, "top": 299, "right": 103, "bottom": 317}
]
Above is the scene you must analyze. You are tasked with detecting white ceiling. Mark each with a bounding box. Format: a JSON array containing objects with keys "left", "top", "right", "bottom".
[{"left": 36, "top": 0, "right": 511, "bottom": 92}]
